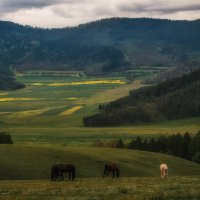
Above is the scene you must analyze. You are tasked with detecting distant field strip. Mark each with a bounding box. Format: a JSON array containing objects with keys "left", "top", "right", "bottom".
[
  {"left": 65, "top": 97, "right": 77, "bottom": 100},
  {"left": 7, "top": 108, "right": 50, "bottom": 118},
  {"left": 48, "top": 80, "right": 126, "bottom": 86},
  {"left": 31, "top": 83, "right": 44, "bottom": 86},
  {"left": 0, "top": 98, "right": 43, "bottom": 102},
  {"left": 59, "top": 106, "right": 83, "bottom": 115},
  {"left": 0, "top": 93, "right": 8, "bottom": 96}
]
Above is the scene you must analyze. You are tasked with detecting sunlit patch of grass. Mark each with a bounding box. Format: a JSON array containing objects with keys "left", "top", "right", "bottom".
[
  {"left": 59, "top": 106, "right": 83, "bottom": 115},
  {"left": 48, "top": 80, "right": 126, "bottom": 86},
  {"left": 65, "top": 97, "right": 77, "bottom": 100},
  {"left": 0, "top": 93, "right": 8, "bottom": 96},
  {"left": 0, "top": 112, "right": 11, "bottom": 115},
  {"left": 31, "top": 83, "right": 44, "bottom": 86},
  {"left": 0, "top": 98, "right": 43, "bottom": 102},
  {"left": 8, "top": 108, "right": 49, "bottom": 118}
]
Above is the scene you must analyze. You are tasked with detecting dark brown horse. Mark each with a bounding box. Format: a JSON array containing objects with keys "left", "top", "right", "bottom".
[
  {"left": 60, "top": 164, "right": 75, "bottom": 180},
  {"left": 51, "top": 164, "right": 64, "bottom": 181},
  {"left": 103, "top": 164, "right": 120, "bottom": 178},
  {"left": 51, "top": 164, "right": 75, "bottom": 181}
]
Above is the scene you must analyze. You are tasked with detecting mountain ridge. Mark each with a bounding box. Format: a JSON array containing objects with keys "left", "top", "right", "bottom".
[{"left": 1, "top": 17, "right": 200, "bottom": 89}]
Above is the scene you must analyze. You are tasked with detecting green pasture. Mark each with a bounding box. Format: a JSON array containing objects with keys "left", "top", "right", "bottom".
[
  {"left": 0, "top": 145, "right": 200, "bottom": 199},
  {"left": 1, "top": 145, "right": 200, "bottom": 180},
  {"left": 1, "top": 118, "right": 200, "bottom": 146},
  {"left": 0, "top": 71, "right": 200, "bottom": 199},
  {"left": 0, "top": 72, "right": 200, "bottom": 146}
]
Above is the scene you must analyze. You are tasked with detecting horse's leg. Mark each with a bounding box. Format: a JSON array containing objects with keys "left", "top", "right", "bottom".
[
  {"left": 69, "top": 172, "right": 71, "bottom": 180},
  {"left": 59, "top": 171, "right": 64, "bottom": 181},
  {"left": 165, "top": 169, "right": 168, "bottom": 178},
  {"left": 103, "top": 169, "right": 107, "bottom": 178},
  {"left": 107, "top": 171, "right": 109, "bottom": 176},
  {"left": 160, "top": 169, "right": 163, "bottom": 178},
  {"left": 112, "top": 171, "right": 115, "bottom": 178}
]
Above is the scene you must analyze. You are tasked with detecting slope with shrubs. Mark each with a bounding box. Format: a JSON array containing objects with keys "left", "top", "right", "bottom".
[{"left": 84, "top": 69, "right": 200, "bottom": 126}]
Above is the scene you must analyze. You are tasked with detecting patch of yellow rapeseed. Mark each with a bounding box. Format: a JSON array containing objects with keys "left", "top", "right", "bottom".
[
  {"left": 48, "top": 80, "right": 126, "bottom": 86},
  {"left": 65, "top": 97, "right": 77, "bottom": 100},
  {"left": 0, "top": 93, "right": 8, "bottom": 96},
  {"left": 31, "top": 83, "right": 44, "bottom": 86},
  {"left": 59, "top": 106, "right": 83, "bottom": 116},
  {"left": 0, "top": 98, "right": 42, "bottom": 102},
  {"left": 9, "top": 108, "right": 49, "bottom": 118}
]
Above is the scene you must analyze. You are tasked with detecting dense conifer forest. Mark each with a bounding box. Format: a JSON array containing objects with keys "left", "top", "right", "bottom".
[{"left": 114, "top": 131, "right": 200, "bottom": 164}]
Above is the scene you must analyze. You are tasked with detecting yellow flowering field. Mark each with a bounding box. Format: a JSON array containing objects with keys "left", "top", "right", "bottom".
[
  {"left": 0, "top": 93, "right": 8, "bottom": 96},
  {"left": 31, "top": 83, "right": 44, "bottom": 86},
  {"left": 0, "top": 98, "right": 43, "bottom": 102},
  {"left": 59, "top": 106, "right": 83, "bottom": 115},
  {"left": 48, "top": 80, "right": 126, "bottom": 86},
  {"left": 65, "top": 97, "right": 77, "bottom": 100},
  {"left": 7, "top": 108, "right": 50, "bottom": 118}
]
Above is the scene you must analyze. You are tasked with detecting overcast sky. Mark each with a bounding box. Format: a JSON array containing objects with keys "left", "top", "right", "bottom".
[{"left": 0, "top": 0, "right": 200, "bottom": 28}]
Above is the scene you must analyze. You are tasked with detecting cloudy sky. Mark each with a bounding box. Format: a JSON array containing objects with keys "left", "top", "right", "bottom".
[{"left": 0, "top": 0, "right": 200, "bottom": 28}]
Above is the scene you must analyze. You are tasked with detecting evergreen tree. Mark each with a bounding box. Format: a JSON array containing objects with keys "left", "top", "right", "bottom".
[
  {"left": 183, "top": 132, "right": 192, "bottom": 159},
  {"left": 116, "top": 139, "right": 125, "bottom": 148},
  {"left": 0, "top": 132, "right": 13, "bottom": 144}
]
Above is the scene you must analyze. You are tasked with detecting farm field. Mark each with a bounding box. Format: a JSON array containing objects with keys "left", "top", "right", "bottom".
[{"left": 0, "top": 71, "right": 200, "bottom": 146}]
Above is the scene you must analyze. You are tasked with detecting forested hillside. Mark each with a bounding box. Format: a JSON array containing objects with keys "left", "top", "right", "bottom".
[
  {"left": 0, "top": 66, "right": 24, "bottom": 90},
  {"left": 83, "top": 69, "right": 200, "bottom": 126},
  {"left": 1, "top": 18, "right": 200, "bottom": 89}
]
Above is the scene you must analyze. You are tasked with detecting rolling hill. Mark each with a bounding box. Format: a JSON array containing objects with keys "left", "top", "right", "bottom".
[
  {"left": 1, "top": 18, "right": 200, "bottom": 89},
  {"left": 0, "top": 145, "right": 200, "bottom": 180},
  {"left": 84, "top": 69, "right": 200, "bottom": 126}
]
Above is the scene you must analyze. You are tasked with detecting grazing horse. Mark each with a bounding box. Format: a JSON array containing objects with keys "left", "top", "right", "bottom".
[
  {"left": 59, "top": 164, "right": 76, "bottom": 180},
  {"left": 51, "top": 164, "right": 75, "bottom": 181},
  {"left": 51, "top": 164, "right": 64, "bottom": 181},
  {"left": 103, "top": 164, "right": 120, "bottom": 178},
  {"left": 160, "top": 163, "right": 168, "bottom": 179}
]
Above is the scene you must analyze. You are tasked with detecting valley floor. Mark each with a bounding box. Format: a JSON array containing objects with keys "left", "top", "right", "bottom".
[{"left": 0, "top": 176, "right": 200, "bottom": 200}]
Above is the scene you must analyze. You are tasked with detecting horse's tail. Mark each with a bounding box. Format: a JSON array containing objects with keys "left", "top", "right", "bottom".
[
  {"left": 72, "top": 166, "right": 75, "bottom": 180},
  {"left": 51, "top": 166, "right": 55, "bottom": 181}
]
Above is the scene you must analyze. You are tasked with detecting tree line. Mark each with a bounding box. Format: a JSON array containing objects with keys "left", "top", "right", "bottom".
[
  {"left": 0, "top": 132, "right": 13, "bottom": 144},
  {"left": 115, "top": 131, "right": 200, "bottom": 164}
]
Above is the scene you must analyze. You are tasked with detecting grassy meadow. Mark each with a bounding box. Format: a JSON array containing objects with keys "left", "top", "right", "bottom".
[
  {"left": 1, "top": 145, "right": 200, "bottom": 180},
  {"left": 1, "top": 176, "right": 200, "bottom": 200},
  {"left": 0, "top": 71, "right": 200, "bottom": 146},
  {"left": 0, "top": 70, "right": 200, "bottom": 199}
]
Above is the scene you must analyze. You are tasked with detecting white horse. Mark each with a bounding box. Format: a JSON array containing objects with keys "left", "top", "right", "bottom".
[{"left": 160, "top": 163, "right": 168, "bottom": 179}]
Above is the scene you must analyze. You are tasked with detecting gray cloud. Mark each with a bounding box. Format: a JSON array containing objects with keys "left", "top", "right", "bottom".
[
  {"left": 118, "top": 1, "right": 200, "bottom": 14},
  {"left": 0, "top": 0, "right": 200, "bottom": 28},
  {"left": 0, "top": 0, "right": 79, "bottom": 13},
  {"left": 155, "top": 4, "right": 200, "bottom": 14}
]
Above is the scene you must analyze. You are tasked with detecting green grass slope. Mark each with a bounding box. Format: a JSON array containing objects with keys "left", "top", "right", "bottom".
[{"left": 0, "top": 145, "right": 200, "bottom": 180}]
